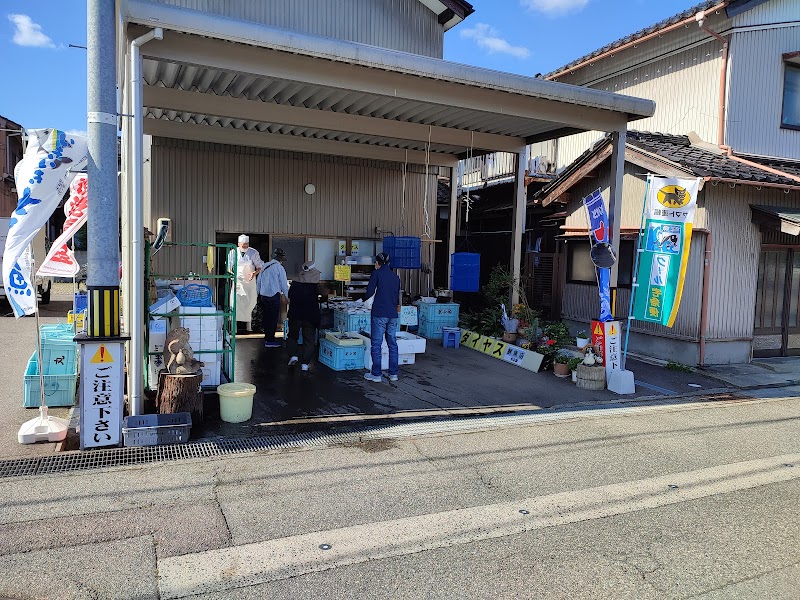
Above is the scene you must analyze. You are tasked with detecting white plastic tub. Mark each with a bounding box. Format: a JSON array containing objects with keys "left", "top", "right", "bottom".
[{"left": 217, "top": 383, "right": 256, "bottom": 423}]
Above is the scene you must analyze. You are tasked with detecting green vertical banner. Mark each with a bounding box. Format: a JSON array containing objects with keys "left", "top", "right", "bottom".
[{"left": 632, "top": 176, "right": 701, "bottom": 327}]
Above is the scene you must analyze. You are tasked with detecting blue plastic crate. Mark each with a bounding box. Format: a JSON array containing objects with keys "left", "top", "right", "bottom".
[
  {"left": 333, "top": 310, "right": 371, "bottom": 334},
  {"left": 318, "top": 338, "right": 364, "bottom": 371},
  {"left": 40, "top": 341, "right": 78, "bottom": 376},
  {"left": 382, "top": 236, "right": 421, "bottom": 269},
  {"left": 74, "top": 292, "right": 88, "bottom": 313},
  {"left": 450, "top": 253, "right": 480, "bottom": 292},
  {"left": 418, "top": 302, "right": 460, "bottom": 339},
  {"left": 23, "top": 353, "right": 78, "bottom": 408}
]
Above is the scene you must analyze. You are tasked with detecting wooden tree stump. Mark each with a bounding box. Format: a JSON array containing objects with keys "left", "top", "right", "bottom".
[{"left": 155, "top": 371, "right": 204, "bottom": 422}]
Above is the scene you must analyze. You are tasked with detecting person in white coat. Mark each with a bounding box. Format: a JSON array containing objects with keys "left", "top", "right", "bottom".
[{"left": 227, "top": 234, "right": 263, "bottom": 332}]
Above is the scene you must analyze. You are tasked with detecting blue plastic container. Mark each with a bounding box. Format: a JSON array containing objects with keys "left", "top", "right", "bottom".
[
  {"left": 74, "top": 292, "right": 88, "bottom": 313},
  {"left": 23, "top": 353, "right": 78, "bottom": 408},
  {"left": 333, "top": 310, "right": 371, "bottom": 334},
  {"left": 318, "top": 338, "right": 364, "bottom": 371},
  {"left": 418, "top": 302, "right": 460, "bottom": 339},
  {"left": 382, "top": 236, "right": 421, "bottom": 269},
  {"left": 38, "top": 325, "right": 79, "bottom": 375},
  {"left": 450, "top": 253, "right": 480, "bottom": 292}
]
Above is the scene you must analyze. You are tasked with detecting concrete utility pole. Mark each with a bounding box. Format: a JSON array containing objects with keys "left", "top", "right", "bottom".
[{"left": 86, "top": 0, "right": 121, "bottom": 338}]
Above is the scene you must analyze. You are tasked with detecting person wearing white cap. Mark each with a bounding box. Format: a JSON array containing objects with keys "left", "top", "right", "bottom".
[{"left": 227, "top": 234, "right": 263, "bottom": 332}]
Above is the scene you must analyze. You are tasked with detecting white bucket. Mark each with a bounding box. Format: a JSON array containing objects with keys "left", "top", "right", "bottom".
[{"left": 217, "top": 382, "right": 256, "bottom": 423}]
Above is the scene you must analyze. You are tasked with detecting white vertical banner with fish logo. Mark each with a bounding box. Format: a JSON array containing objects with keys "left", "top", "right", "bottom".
[
  {"left": 37, "top": 174, "right": 88, "bottom": 278},
  {"left": 3, "top": 129, "right": 88, "bottom": 317},
  {"left": 632, "top": 176, "right": 701, "bottom": 327}
]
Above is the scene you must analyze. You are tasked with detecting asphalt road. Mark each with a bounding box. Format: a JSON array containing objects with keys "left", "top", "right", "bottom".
[{"left": 0, "top": 391, "right": 798, "bottom": 599}]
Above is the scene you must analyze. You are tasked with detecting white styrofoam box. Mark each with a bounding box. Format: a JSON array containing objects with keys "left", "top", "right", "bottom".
[
  {"left": 191, "top": 337, "right": 223, "bottom": 352},
  {"left": 149, "top": 318, "right": 167, "bottom": 353},
  {"left": 177, "top": 317, "right": 223, "bottom": 337},
  {"left": 188, "top": 327, "right": 222, "bottom": 343},
  {"left": 199, "top": 365, "right": 221, "bottom": 387},
  {"left": 149, "top": 291, "right": 181, "bottom": 315},
  {"left": 196, "top": 352, "right": 222, "bottom": 387},
  {"left": 365, "top": 350, "right": 415, "bottom": 371},
  {"left": 178, "top": 306, "right": 220, "bottom": 315},
  {"left": 355, "top": 332, "right": 426, "bottom": 355},
  {"left": 148, "top": 353, "right": 166, "bottom": 390}
]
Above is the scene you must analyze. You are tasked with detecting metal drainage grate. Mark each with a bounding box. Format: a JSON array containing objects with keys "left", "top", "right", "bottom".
[{"left": 0, "top": 394, "right": 750, "bottom": 479}]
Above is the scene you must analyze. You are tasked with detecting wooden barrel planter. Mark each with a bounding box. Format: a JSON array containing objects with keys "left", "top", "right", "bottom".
[{"left": 576, "top": 364, "right": 605, "bottom": 390}]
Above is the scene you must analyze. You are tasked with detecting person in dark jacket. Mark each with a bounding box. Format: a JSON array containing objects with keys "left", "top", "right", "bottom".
[
  {"left": 287, "top": 261, "right": 321, "bottom": 372},
  {"left": 364, "top": 252, "right": 401, "bottom": 382}
]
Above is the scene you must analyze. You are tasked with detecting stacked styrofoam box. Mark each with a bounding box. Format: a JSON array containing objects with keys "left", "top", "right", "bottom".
[
  {"left": 175, "top": 306, "right": 223, "bottom": 387},
  {"left": 355, "top": 331, "right": 426, "bottom": 371},
  {"left": 148, "top": 318, "right": 168, "bottom": 390}
]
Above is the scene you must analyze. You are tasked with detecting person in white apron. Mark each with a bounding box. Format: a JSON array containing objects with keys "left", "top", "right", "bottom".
[{"left": 227, "top": 234, "right": 263, "bottom": 332}]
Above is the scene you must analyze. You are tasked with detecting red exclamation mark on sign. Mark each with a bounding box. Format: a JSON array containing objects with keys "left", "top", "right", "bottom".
[{"left": 100, "top": 346, "right": 106, "bottom": 362}]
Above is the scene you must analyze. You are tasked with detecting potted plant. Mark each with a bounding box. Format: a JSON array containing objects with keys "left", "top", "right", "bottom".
[
  {"left": 568, "top": 357, "right": 583, "bottom": 382},
  {"left": 553, "top": 353, "right": 571, "bottom": 378},
  {"left": 576, "top": 330, "right": 590, "bottom": 349}
]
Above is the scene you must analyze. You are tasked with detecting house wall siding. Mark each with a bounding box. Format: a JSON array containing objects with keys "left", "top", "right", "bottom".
[
  {"left": 555, "top": 41, "right": 725, "bottom": 168},
  {"left": 731, "top": 0, "right": 800, "bottom": 27},
  {"left": 726, "top": 25, "right": 800, "bottom": 158},
  {"left": 703, "top": 184, "right": 800, "bottom": 341},
  {"left": 147, "top": 137, "right": 437, "bottom": 276},
  {"left": 145, "top": 0, "right": 445, "bottom": 58}
]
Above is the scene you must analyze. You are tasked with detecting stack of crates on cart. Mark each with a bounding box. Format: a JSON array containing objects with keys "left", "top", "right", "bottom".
[
  {"left": 175, "top": 306, "right": 223, "bottom": 387},
  {"left": 382, "top": 236, "right": 421, "bottom": 269},
  {"left": 418, "top": 302, "right": 460, "bottom": 339},
  {"left": 450, "top": 253, "right": 480, "bottom": 292},
  {"left": 333, "top": 307, "right": 371, "bottom": 334},
  {"left": 24, "top": 324, "right": 79, "bottom": 407},
  {"left": 318, "top": 334, "right": 364, "bottom": 371}
]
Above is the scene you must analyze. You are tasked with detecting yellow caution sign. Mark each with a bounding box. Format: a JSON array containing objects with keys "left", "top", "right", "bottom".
[
  {"left": 609, "top": 324, "right": 617, "bottom": 335},
  {"left": 593, "top": 323, "right": 603, "bottom": 335},
  {"left": 90, "top": 344, "right": 114, "bottom": 364}
]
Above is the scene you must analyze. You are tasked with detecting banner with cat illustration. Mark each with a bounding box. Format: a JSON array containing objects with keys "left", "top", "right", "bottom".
[{"left": 632, "top": 176, "right": 701, "bottom": 327}]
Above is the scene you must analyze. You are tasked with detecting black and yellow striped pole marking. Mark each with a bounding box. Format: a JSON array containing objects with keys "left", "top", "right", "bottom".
[{"left": 87, "top": 286, "right": 120, "bottom": 338}]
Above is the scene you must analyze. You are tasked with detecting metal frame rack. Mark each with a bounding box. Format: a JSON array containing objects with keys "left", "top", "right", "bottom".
[{"left": 144, "top": 241, "right": 237, "bottom": 390}]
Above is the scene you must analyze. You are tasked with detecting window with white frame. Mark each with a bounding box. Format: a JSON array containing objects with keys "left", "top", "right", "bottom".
[{"left": 782, "top": 57, "right": 800, "bottom": 130}]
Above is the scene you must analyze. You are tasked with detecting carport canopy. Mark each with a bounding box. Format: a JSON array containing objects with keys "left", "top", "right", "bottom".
[
  {"left": 751, "top": 205, "right": 800, "bottom": 237},
  {"left": 119, "top": 0, "right": 654, "bottom": 406}
]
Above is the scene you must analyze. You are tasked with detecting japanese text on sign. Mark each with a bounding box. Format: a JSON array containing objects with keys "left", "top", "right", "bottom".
[{"left": 80, "top": 342, "right": 124, "bottom": 449}]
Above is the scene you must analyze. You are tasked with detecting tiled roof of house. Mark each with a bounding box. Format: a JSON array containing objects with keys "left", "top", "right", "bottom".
[
  {"left": 545, "top": 1, "right": 720, "bottom": 78},
  {"left": 737, "top": 154, "right": 800, "bottom": 179},
  {"left": 626, "top": 132, "right": 800, "bottom": 186}
]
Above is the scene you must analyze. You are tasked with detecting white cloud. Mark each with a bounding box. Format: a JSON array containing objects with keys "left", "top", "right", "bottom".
[
  {"left": 65, "top": 129, "right": 88, "bottom": 138},
  {"left": 8, "top": 14, "right": 55, "bottom": 48},
  {"left": 521, "top": 0, "right": 589, "bottom": 17},
  {"left": 460, "top": 23, "right": 530, "bottom": 59}
]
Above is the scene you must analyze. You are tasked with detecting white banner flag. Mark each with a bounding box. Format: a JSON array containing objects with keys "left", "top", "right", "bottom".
[
  {"left": 37, "top": 174, "right": 88, "bottom": 278},
  {"left": 3, "top": 129, "right": 88, "bottom": 317}
]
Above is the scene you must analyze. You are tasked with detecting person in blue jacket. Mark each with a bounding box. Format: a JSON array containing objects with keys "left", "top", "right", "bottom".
[{"left": 364, "top": 252, "right": 401, "bottom": 382}]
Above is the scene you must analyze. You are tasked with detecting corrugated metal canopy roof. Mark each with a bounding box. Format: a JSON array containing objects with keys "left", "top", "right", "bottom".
[{"left": 126, "top": 0, "right": 654, "bottom": 165}]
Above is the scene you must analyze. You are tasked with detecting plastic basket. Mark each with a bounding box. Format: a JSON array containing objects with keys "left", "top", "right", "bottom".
[
  {"left": 382, "top": 236, "right": 421, "bottom": 269},
  {"left": 23, "top": 353, "right": 78, "bottom": 407},
  {"left": 122, "top": 413, "right": 193, "bottom": 446},
  {"left": 177, "top": 284, "right": 213, "bottom": 307},
  {"left": 318, "top": 338, "right": 364, "bottom": 371},
  {"left": 450, "top": 253, "right": 480, "bottom": 292}
]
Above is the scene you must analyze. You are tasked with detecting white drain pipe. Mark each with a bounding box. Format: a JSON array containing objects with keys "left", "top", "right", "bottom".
[{"left": 130, "top": 27, "right": 163, "bottom": 415}]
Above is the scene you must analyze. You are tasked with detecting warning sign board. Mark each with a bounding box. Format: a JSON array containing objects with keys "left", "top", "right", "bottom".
[{"left": 90, "top": 344, "right": 114, "bottom": 364}]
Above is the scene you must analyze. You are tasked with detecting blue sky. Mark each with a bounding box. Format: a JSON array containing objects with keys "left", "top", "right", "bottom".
[{"left": 0, "top": 0, "right": 697, "bottom": 134}]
